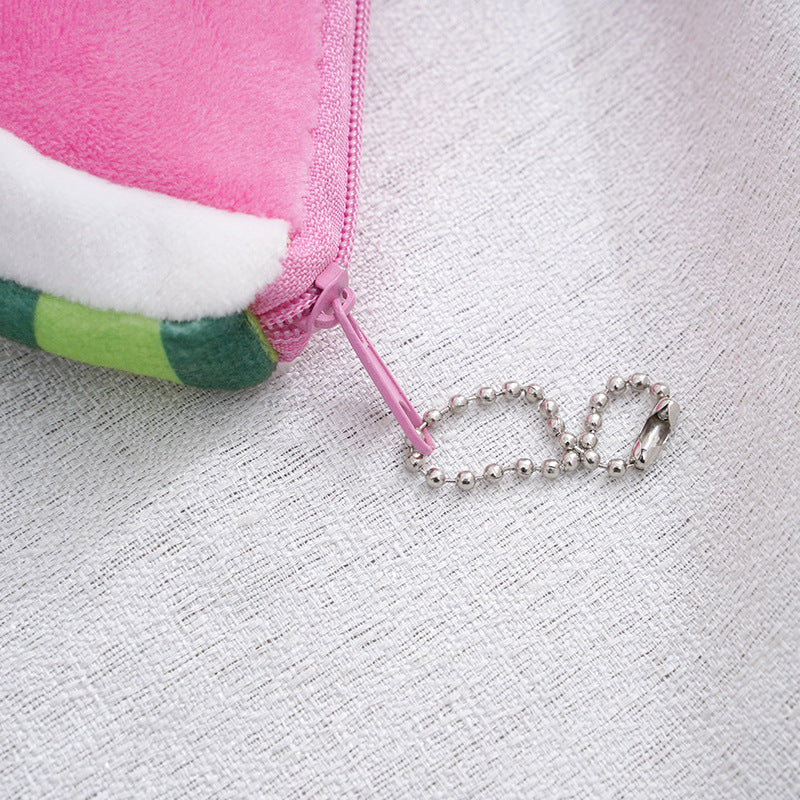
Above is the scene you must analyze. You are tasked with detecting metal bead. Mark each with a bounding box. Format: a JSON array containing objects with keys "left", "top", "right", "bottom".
[
  {"left": 557, "top": 432, "right": 578, "bottom": 451},
  {"left": 423, "top": 409, "right": 443, "bottom": 427},
  {"left": 449, "top": 394, "right": 469, "bottom": 414},
  {"left": 425, "top": 467, "right": 446, "bottom": 488},
  {"left": 607, "top": 458, "right": 627, "bottom": 476},
  {"left": 541, "top": 459, "right": 561, "bottom": 479},
  {"left": 539, "top": 399, "right": 559, "bottom": 419},
  {"left": 606, "top": 376, "right": 627, "bottom": 397},
  {"left": 582, "top": 449, "right": 601, "bottom": 469},
  {"left": 405, "top": 451, "right": 425, "bottom": 471},
  {"left": 578, "top": 432, "right": 598, "bottom": 450},
  {"left": 562, "top": 451, "right": 581, "bottom": 472},
  {"left": 477, "top": 386, "right": 497, "bottom": 405},
  {"left": 650, "top": 382, "right": 670, "bottom": 399},
  {"left": 483, "top": 463, "right": 504, "bottom": 483},
  {"left": 524, "top": 384, "right": 544, "bottom": 404},
  {"left": 515, "top": 458, "right": 535, "bottom": 477},
  {"left": 585, "top": 412, "right": 603, "bottom": 432},
  {"left": 547, "top": 417, "right": 565, "bottom": 437},
  {"left": 629, "top": 373, "right": 650, "bottom": 392},
  {"left": 589, "top": 391, "right": 609, "bottom": 411},
  {"left": 455, "top": 470, "right": 476, "bottom": 491},
  {"left": 502, "top": 381, "right": 523, "bottom": 398}
]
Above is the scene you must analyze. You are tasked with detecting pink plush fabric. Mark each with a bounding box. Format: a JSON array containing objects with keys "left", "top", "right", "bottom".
[{"left": 0, "top": 0, "right": 325, "bottom": 230}]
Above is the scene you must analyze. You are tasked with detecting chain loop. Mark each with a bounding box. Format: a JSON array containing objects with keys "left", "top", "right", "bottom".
[{"left": 404, "top": 373, "right": 679, "bottom": 490}]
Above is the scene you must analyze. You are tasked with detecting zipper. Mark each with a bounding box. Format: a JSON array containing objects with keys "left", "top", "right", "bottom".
[
  {"left": 265, "top": 0, "right": 369, "bottom": 335},
  {"left": 266, "top": 0, "right": 434, "bottom": 456}
]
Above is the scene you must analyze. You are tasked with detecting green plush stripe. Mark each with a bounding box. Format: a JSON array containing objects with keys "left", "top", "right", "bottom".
[
  {"left": 160, "top": 310, "right": 277, "bottom": 390},
  {"left": 0, "top": 277, "right": 40, "bottom": 349},
  {"left": 34, "top": 293, "right": 182, "bottom": 383}
]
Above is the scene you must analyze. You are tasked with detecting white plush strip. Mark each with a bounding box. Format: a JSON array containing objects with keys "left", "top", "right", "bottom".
[{"left": 0, "top": 128, "right": 288, "bottom": 320}]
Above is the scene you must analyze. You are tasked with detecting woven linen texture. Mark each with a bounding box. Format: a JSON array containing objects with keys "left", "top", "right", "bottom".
[{"left": 1, "top": 1, "right": 798, "bottom": 797}]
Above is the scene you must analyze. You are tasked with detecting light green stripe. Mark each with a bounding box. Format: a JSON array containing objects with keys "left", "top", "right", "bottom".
[
  {"left": 34, "top": 293, "right": 181, "bottom": 383},
  {"left": 244, "top": 310, "right": 280, "bottom": 360}
]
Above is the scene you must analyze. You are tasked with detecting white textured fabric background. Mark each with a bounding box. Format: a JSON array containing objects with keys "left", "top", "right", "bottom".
[{"left": 1, "top": 1, "right": 798, "bottom": 798}]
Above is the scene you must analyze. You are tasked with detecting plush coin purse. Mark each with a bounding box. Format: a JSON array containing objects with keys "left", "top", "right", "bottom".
[
  {"left": 0, "top": 0, "right": 431, "bottom": 450},
  {"left": 0, "top": 0, "right": 436, "bottom": 447}
]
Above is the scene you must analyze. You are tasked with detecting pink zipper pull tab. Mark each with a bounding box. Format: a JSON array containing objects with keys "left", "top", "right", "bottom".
[{"left": 303, "top": 264, "right": 435, "bottom": 456}]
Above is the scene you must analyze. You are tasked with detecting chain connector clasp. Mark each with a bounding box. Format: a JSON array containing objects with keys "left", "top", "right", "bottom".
[{"left": 630, "top": 397, "right": 680, "bottom": 470}]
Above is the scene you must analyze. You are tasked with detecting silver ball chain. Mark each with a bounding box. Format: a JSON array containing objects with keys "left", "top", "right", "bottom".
[{"left": 404, "top": 373, "right": 678, "bottom": 490}]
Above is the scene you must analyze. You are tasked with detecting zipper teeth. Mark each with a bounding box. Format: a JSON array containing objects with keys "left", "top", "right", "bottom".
[
  {"left": 262, "top": 289, "right": 319, "bottom": 329},
  {"left": 336, "top": 0, "right": 369, "bottom": 265},
  {"left": 265, "top": 0, "right": 369, "bottom": 333}
]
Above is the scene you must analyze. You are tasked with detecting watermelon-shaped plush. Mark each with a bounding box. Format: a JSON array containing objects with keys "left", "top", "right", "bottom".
[{"left": 0, "top": 0, "right": 368, "bottom": 389}]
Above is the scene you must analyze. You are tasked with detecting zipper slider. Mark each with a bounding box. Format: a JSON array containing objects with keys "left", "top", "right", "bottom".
[{"left": 302, "top": 263, "right": 434, "bottom": 456}]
